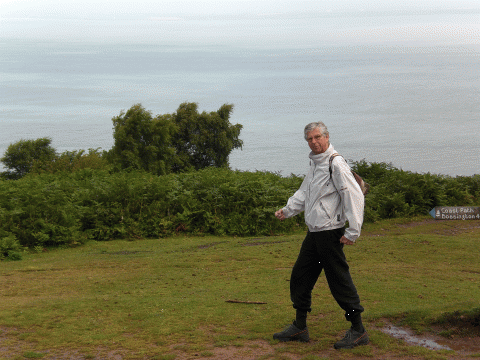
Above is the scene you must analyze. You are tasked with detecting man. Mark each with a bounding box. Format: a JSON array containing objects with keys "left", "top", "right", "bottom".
[{"left": 273, "top": 122, "right": 368, "bottom": 350}]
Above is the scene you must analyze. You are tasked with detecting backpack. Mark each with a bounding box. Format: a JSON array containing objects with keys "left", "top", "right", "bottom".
[{"left": 329, "top": 154, "right": 370, "bottom": 195}]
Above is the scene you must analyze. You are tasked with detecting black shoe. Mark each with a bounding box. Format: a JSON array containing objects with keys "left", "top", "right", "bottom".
[
  {"left": 273, "top": 321, "right": 309, "bottom": 342},
  {"left": 334, "top": 328, "right": 369, "bottom": 349}
]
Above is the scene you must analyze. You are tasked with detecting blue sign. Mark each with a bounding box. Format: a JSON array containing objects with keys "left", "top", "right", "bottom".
[{"left": 429, "top": 207, "right": 480, "bottom": 220}]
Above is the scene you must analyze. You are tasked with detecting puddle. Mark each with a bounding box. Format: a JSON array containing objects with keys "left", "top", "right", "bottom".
[{"left": 381, "top": 324, "right": 452, "bottom": 351}]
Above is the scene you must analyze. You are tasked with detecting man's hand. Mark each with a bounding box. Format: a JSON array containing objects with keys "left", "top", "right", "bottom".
[
  {"left": 275, "top": 209, "right": 286, "bottom": 220},
  {"left": 340, "top": 236, "right": 354, "bottom": 245}
]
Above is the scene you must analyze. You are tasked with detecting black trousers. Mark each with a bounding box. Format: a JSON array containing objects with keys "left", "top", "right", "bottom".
[{"left": 290, "top": 228, "right": 364, "bottom": 322}]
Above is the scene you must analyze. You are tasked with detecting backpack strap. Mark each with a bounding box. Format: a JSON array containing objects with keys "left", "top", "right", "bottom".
[
  {"left": 329, "top": 153, "right": 370, "bottom": 195},
  {"left": 329, "top": 153, "right": 342, "bottom": 179}
]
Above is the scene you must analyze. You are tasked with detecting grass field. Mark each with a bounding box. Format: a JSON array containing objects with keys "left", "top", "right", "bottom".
[{"left": 1, "top": 216, "right": 479, "bottom": 360}]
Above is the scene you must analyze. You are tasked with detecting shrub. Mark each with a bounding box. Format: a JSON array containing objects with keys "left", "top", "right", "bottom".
[
  {"left": 30, "top": 148, "right": 110, "bottom": 174},
  {"left": 5, "top": 251, "right": 23, "bottom": 261},
  {"left": 0, "top": 233, "right": 22, "bottom": 260},
  {"left": 0, "top": 168, "right": 304, "bottom": 246},
  {"left": 352, "top": 160, "right": 480, "bottom": 220},
  {"left": 0, "top": 174, "right": 83, "bottom": 248},
  {"left": 0, "top": 163, "right": 478, "bottom": 249}
]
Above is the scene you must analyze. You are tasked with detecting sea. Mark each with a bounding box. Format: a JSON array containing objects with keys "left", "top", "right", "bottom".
[{"left": 1, "top": 6, "right": 479, "bottom": 177}]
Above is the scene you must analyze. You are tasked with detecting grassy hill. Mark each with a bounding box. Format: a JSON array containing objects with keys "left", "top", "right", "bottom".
[{"left": 1, "top": 216, "right": 479, "bottom": 359}]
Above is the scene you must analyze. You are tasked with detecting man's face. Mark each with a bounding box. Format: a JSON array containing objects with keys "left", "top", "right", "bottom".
[{"left": 306, "top": 128, "right": 329, "bottom": 155}]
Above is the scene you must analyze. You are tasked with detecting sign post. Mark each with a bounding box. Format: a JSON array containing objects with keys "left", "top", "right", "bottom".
[{"left": 429, "top": 207, "right": 480, "bottom": 220}]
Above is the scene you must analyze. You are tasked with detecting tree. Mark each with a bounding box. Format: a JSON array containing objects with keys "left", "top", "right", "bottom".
[
  {"left": 109, "top": 103, "right": 243, "bottom": 174},
  {"left": 109, "top": 104, "right": 177, "bottom": 175},
  {"left": 171, "top": 102, "right": 243, "bottom": 172},
  {"left": 1, "top": 138, "right": 56, "bottom": 179}
]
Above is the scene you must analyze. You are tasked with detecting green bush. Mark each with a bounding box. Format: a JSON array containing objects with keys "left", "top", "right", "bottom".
[
  {"left": 0, "top": 168, "right": 304, "bottom": 247},
  {"left": 352, "top": 160, "right": 480, "bottom": 220},
  {"left": 72, "top": 168, "right": 304, "bottom": 239},
  {"left": 30, "top": 148, "right": 110, "bottom": 174},
  {"left": 0, "top": 174, "right": 84, "bottom": 248},
  {"left": 5, "top": 250, "right": 23, "bottom": 261},
  {"left": 0, "top": 233, "right": 22, "bottom": 260},
  {"left": 0, "top": 163, "right": 478, "bottom": 250}
]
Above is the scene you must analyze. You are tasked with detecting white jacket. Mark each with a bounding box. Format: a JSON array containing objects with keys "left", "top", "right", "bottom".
[{"left": 282, "top": 144, "right": 364, "bottom": 242}]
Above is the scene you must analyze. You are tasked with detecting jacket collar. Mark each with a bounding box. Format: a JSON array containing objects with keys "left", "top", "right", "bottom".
[{"left": 309, "top": 144, "right": 336, "bottom": 164}]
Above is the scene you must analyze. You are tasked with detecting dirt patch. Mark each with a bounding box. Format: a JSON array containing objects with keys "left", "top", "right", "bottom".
[
  {"left": 106, "top": 250, "right": 152, "bottom": 255},
  {"left": 197, "top": 241, "right": 225, "bottom": 249},
  {"left": 399, "top": 218, "right": 480, "bottom": 235},
  {"left": 396, "top": 218, "right": 438, "bottom": 229},
  {"left": 241, "top": 240, "right": 288, "bottom": 246},
  {"left": 169, "top": 331, "right": 480, "bottom": 360},
  {"left": 431, "top": 221, "right": 480, "bottom": 236},
  {"left": 0, "top": 327, "right": 128, "bottom": 360},
  {"left": 2, "top": 325, "right": 480, "bottom": 360},
  {"left": 170, "top": 340, "right": 287, "bottom": 360},
  {"left": 365, "top": 218, "right": 480, "bottom": 237}
]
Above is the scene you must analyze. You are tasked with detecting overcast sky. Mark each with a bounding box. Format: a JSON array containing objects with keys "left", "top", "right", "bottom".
[
  {"left": 2, "top": 0, "right": 479, "bottom": 19},
  {"left": 1, "top": 0, "right": 478, "bottom": 45}
]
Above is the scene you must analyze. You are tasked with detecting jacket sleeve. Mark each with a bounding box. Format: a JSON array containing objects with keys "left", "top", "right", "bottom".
[
  {"left": 282, "top": 177, "right": 307, "bottom": 218},
  {"left": 331, "top": 157, "right": 364, "bottom": 242}
]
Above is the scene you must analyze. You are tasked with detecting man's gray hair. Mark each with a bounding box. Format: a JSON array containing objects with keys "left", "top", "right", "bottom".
[{"left": 304, "top": 122, "right": 329, "bottom": 140}]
